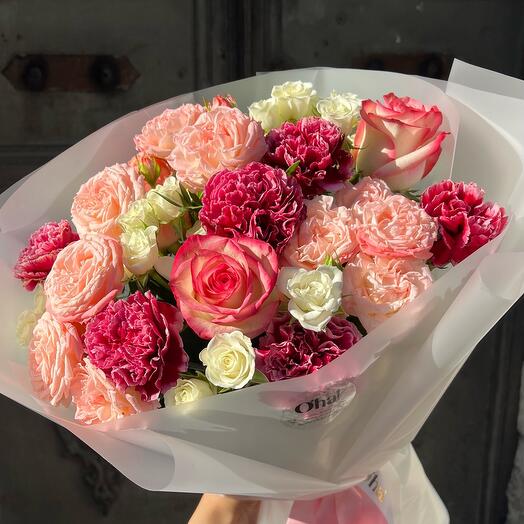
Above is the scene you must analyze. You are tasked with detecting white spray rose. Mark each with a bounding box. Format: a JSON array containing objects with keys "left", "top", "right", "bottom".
[
  {"left": 316, "top": 91, "right": 362, "bottom": 135},
  {"left": 121, "top": 225, "right": 159, "bottom": 275},
  {"left": 16, "top": 284, "right": 47, "bottom": 347},
  {"left": 118, "top": 198, "right": 159, "bottom": 231},
  {"left": 248, "top": 81, "right": 318, "bottom": 132},
  {"left": 278, "top": 265, "right": 343, "bottom": 332},
  {"left": 164, "top": 378, "right": 214, "bottom": 407},
  {"left": 147, "top": 176, "right": 185, "bottom": 224},
  {"left": 199, "top": 331, "right": 256, "bottom": 389},
  {"left": 271, "top": 81, "right": 318, "bottom": 120},
  {"left": 248, "top": 98, "right": 286, "bottom": 133}
]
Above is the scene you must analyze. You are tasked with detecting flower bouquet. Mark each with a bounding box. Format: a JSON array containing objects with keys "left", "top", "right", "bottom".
[{"left": 1, "top": 60, "right": 524, "bottom": 524}]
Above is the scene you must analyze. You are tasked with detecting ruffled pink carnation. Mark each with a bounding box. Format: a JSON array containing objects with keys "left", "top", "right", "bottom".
[
  {"left": 264, "top": 116, "right": 352, "bottom": 197},
  {"left": 334, "top": 177, "right": 392, "bottom": 219},
  {"left": 14, "top": 220, "right": 79, "bottom": 291},
  {"left": 84, "top": 291, "right": 188, "bottom": 401},
  {"left": 421, "top": 180, "right": 508, "bottom": 266},
  {"left": 71, "top": 357, "right": 158, "bottom": 425},
  {"left": 134, "top": 104, "right": 205, "bottom": 159},
  {"left": 167, "top": 106, "right": 267, "bottom": 193},
  {"left": 199, "top": 162, "right": 306, "bottom": 254},
  {"left": 256, "top": 314, "right": 362, "bottom": 381},
  {"left": 342, "top": 253, "right": 432, "bottom": 332},
  {"left": 281, "top": 195, "right": 358, "bottom": 269},
  {"left": 29, "top": 312, "right": 83, "bottom": 406},
  {"left": 357, "top": 194, "right": 437, "bottom": 260}
]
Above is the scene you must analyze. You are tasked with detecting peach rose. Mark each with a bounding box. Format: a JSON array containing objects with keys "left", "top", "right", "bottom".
[
  {"left": 71, "top": 163, "right": 147, "bottom": 239},
  {"left": 128, "top": 153, "right": 173, "bottom": 188},
  {"left": 282, "top": 195, "right": 358, "bottom": 269},
  {"left": 354, "top": 93, "right": 448, "bottom": 190},
  {"left": 29, "top": 312, "right": 83, "bottom": 406},
  {"left": 357, "top": 194, "right": 437, "bottom": 260},
  {"left": 71, "top": 357, "right": 157, "bottom": 425},
  {"left": 334, "top": 177, "right": 392, "bottom": 217},
  {"left": 170, "top": 234, "right": 279, "bottom": 339},
  {"left": 45, "top": 234, "right": 124, "bottom": 323},
  {"left": 342, "top": 253, "right": 432, "bottom": 331},
  {"left": 167, "top": 107, "right": 267, "bottom": 193},
  {"left": 134, "top": 104, "right": 205, "bottom": 159}
]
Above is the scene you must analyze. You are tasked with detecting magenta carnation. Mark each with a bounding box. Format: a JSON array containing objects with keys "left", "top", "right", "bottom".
[
  {"left": 199, "top": 162, "right": 306, "bottom": 253},
  {"left": 421, "top": 180, "right": 508, "bottom": 266},
  {"left": 256, "top": 315, "right": 362, "bottom": 381},
  {"left": 84, "top": 291, "right": 188, "bottom": 401},
  {"left": 263, "top": 116, "right": 353, "bottom": 197},
  {"left": 14, "top": 220, "right": 79, "bottom": 291}
]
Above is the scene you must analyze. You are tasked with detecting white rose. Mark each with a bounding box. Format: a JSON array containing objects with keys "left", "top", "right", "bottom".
[
  {"left": 248, "top": 97, "right": 285, "bottom": 132},
  {"left": 164, "top": 378, "right": 214, "bottom": 407},
  {"left": 16, "top": 309, "right": 39, "bottom": 347},
  {"left": 121, "top": 225, "right": 159, "bottom": 275},
  {"left": 199, "top": 331, "right": 255, "bottom": 389},
  {"left": 271, "top": 81, "right": 318, "bottom": 121},
  {"left": 119, "top": 198, "right": 159, "bottom": 231},
  {"left": 147, "top": 176, "right": 185, "bottom": 224},
  {"left": 33, "top": 284, "right": 47, "bottom": 316},
  {"left": 278, "top": 265, "right": 343, "bottom": 332},
  {"left": 316, "top": 91, "right": 362, "bottom": 135}
]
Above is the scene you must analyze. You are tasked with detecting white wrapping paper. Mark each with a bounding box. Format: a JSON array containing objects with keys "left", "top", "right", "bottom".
[{"left": 0, "top": 61, "right": 523, "bottom": 522}]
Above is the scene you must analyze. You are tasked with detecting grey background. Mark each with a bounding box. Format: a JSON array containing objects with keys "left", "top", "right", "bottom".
[{"left": 1, "top": 1, "right": 523, "bottom": 522}]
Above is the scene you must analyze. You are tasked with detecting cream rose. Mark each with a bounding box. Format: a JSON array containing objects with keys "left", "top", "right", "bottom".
[
  {"left": 248, "top": 98, "right": 284, "bottom": 133},
  {"left": 118, "top": 198, "right": 159, "bottom": 231},
  {"left": 164, "top": 378, "right": 214, "bottom": 406},
  {"left": 16, "top": 284, "right": 47, "bottom": 347},
  {"left": 121, "top": 225, "right": 159, "bottom": 275},
  {"left": 146, "top": 176, "right": 185, "bottom": 224},
  {"left": 278, "top": 265, "right": 343, "bottom": 332},
  {"left": 199, "top": 331, "right": 255, "bottom": 389},
  {"left": 316, "top": 91, "right": 361, "bottom": 136}
]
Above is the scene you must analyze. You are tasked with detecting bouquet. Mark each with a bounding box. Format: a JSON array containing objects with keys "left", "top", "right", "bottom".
[{"left": 1, "top": 61, "right": 524, "bottom": 523}]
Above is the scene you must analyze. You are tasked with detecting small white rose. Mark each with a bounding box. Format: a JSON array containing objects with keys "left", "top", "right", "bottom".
[
  {"left": 199, "top": 331, "right": 256, "bottom": 389},
  {"left": 147, "top": 176, "right": 185, "bottom": 224},
  {"left": 248, "top": 97, "right": 286, "bottom": 132},
  {"left": 278, "top": 265, "right": 343, "bottom": 332},
  {"left": 164, "top": 378, "right": 214, "bottom": 407},
  {"left": 33, "top": 284, "right": 47, "bottom": 316},
  {"left": 316, "top": 91, "right": 362, "bottom": 136},
  {"left": 16, "top": 309, "right": 39, "bottom": 347},
  {"left": 271, "top": 81, "right": 318, "bottom": 121},
  {"left": 121, "top": 225, "right": 159, "bottom": 275},
  {"left": 118, "top": 198, "right": 159, "bottom": 231}
]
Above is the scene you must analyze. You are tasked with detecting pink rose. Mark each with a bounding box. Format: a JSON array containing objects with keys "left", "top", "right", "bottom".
[
  {"left": 167, "top": 107, "right": 267, "bottom": 193},
  {"left": 282, "top": 195, "right": 358, "bottom": 269},
  {"left": 14, "top": 220, "right": 79, "bottom": 291},
  {"left": 256, "top": 314, "right": 362, "bottom": 381},
  {"left": 29, "top": 312, "right": 83, "bottom": 406},
  {"left": 334, "top": 177, "right": 392, "bottom": 219},
  {"left": 354, "top": 93, "right": 449, "bottom": 190},
  {"left": 45, "top": 234, "right": 124, "bottom": 323},
  {"left": 71, "top": 163, "right": 147, "bottom": 239},
  {"left": 134, "top": 104, "right": 205, "bottom": 159},
  {"left": 128, "top": 153, "right": 173, "bottom": 188},
  {"left": 85, "top": 291, "right": 188, "bottom": 401},
  {"left": 342, "top": 253, "right": 432, "bottom": 331},
  {"left": 421, "top": 180, "right": 508, "bottom": 265},
  {"left": 71, "top": 357, "right": 158, "bottom": 425},
  {"left": 170, "top": 234, "right": 279, "bottom": 339},
  {"left": 356, "top": 194, "right": 437, "bottom": 260},
  {"left": 210, "top": 94, "right": 237, "bottom": 109}
]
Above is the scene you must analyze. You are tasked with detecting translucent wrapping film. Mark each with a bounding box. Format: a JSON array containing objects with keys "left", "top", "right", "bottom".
[{"left": 0, "top": 61, "right": 523, "bottom": 523}]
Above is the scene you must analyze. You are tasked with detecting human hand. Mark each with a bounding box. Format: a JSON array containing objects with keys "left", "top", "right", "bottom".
[{"left": 188, "top": 494, "right": 261, "bottom": 524}]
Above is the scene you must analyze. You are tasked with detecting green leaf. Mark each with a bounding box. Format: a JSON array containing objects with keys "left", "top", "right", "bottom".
[
  {"left": 251, "top": 369, "right": 269, "bottom": 384},
  {"left": 285, "top": 160, "right": 301, "bottom": 176}
]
